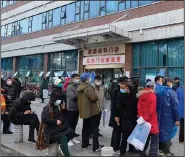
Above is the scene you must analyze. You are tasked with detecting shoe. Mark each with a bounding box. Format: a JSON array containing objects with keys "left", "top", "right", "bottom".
[
  {"left": 71, "top": 138, "right": 80, "bottom": 144},
  {"left": 58, "top": 145, "right": 64, "bottom": 155},
  {"left": 94, "top": 145, "right": 104, "bottom": 152},
  {"left": 3, "top": 130, "right": 13, "bottom": 134},
  {"left": 119, "top": 153, "right": 126, "bottom": 157},
  {"left": 68, "top": 140, "right": 74, "bottom": 147},
  {"left": 113, "top": 150, "right": 120, "bottom": 155},
  {"left": 28, "top": 139, "right": 37, "bottom": 144},
  {"left": 159, "top": 150, "right": 174, "bottom": 157},
  {"left": 98, "top": 133, "right": 103, "bottom": 137},
  {"left": 82, "top": 144, "right": 92, "bottom": 150},
  {"left": 74, "top": 133, "right": 80, "bottom": 137}
]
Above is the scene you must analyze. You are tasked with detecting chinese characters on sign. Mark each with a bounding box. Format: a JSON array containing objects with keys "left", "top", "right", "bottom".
[
  {"left": 83, "top": 55, "right": 125, "bottom": 65},
  {"left": 88, "top": 46, "right": 119, "bottom": 55},
  {"left": 84, "top": 45, "right": 125, "bottom": 56}
]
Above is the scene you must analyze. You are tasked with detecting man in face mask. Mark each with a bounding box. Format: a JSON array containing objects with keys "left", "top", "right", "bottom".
[
  {"left": 66, "top": 73, "right": 81, "bottom": 146},
  {"left": 173, "top": 77, "right": 180, "bottom": 91},
  {"left": 92, "top": 75, "right": 106, "bottom": 137}
]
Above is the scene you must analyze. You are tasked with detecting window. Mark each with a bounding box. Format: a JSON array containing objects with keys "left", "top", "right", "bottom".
[
  {"left": 1, "top": 58, "right": 13, "bottom": 70},
  {"left": 1, "top": 26, "right": 5, "bottom": 39},
  {"left": 118, "top": 0, "right": 126, "bottom": 11},
  {"left": 75, "top": 1, "right": 81, "bottom": 22},
  {"left": 126, "top": 0, "right": 131, "bottom": 9},
  {"left": 66, "top": 3, "right": 75, "bottom": 24},
  {"left": 49, "top": 53, "right": 62, "bottom": 70},
  {"left": 47, "top": 10, "right": 53, "bottom": 28},
  {"left": 106, "top": 1, "right": 118, "bottom": 14},
  {"left": 131, "top": 0, "right": 139, "bottom": 8},
  {"left": 53, "top": 8, "right": 61, "bottom": 27},
  {"left": 139, "top": 0, "right": 155, "bottom": 6},
  {"left": 89, "top": 1, "right": 100, "bottom": 18},
  {"left": 31, "top": 14, "right": 42, "bottom": 32},
  {"left": 132, "top": 38, "right": 184, "bottom": 86},
  {"left": 20, "top": 18, "right": 29, "bottom": 35},
  {"left": 100, "top": 0, "right": 106, "bottom": 16},
  {"left": 15, "top": 21, "right": 20, "bottom": 36},
  {"left": 4, "top": 25, "right": 8, "bottom": 38},
  {"left": 2, "top": 1, "right": 7, "bottom": 8},
  {"left": 7, "top": 23, "right": 12, "bottom": 38},
  {"left": 28, "top": 17, "right": 32, "bottom": 33},
  {"left": 42, "top": 12, "right": 47, "bottom": 30},
  {"left": 61, "top": 6, "right": 66, "bottom": 25},
  {"left": 83, "top": 0, "right": 89, "bottom": 20}
]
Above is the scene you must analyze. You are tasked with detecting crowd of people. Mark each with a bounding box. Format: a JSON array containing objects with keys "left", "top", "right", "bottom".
[{"left": 0, "top": 73, "right": 184, "bottom": 157}]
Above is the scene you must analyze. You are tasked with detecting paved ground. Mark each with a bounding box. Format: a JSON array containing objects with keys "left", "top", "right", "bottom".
[{"left": 1, "top": 98, "right": 184, "bottom": 156}]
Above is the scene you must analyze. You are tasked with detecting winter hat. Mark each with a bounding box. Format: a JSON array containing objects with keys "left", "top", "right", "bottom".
[
  {"left": 54, "top": 78, "right": 62, "bottom": 86},
  {"left": 80, "top": 72, "right": 90, "bottom": 82},
  {"left": 146, "top": 81, "right": 154, "bottom": 87}
]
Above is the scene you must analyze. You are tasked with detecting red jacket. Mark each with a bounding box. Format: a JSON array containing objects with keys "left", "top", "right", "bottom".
[{"left": 137, "top": 88, "right": 159, "bottom": 134}]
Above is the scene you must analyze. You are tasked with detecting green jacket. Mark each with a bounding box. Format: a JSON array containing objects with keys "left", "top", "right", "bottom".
[{"left": 77, "top": 82, "right": 100, "bottom": 119}]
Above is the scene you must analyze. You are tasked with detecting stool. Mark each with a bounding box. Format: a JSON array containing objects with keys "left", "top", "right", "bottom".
[{"left": 14, "top": 125, "right": 23, "bottom": 143}]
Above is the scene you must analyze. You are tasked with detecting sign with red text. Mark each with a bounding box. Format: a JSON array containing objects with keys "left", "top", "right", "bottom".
[
  {"left": 83, "top": 55, "right": 125, "bottom": 65},
  {"left": 83, "top": 45, "right": 125, "bottom": 56}
]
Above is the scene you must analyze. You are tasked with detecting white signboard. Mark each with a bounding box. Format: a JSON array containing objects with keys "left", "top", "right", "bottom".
[{"left": 83, "top": 55, "right": 125, "bottom": 65}]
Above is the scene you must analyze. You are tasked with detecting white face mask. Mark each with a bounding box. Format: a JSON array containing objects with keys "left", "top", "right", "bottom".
[
  {"left": 95, "top": 81, "right": 101, "bottom": 86},
  {"left": 7, "top": 80, "right": 12, "bottom": 86},
  {"left": 74, "top": 79, "right": 80, "bottom": 84},
  {"left": 169, "top": 83, "right": 173, "bottom": 88},
  {"left": 54, "top": 100, "right": 61, "bottom": 106},
  {"left": 159, "top": 82, "right": 162, "bottom": 85}
]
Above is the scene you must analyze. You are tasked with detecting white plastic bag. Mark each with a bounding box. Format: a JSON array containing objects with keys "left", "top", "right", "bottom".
[
  {"left": 43, "top": 89, "right": 49, "bottom": 99},
  {"left": 127, "top": 122, "right": 151, "bottom": 151},
  {"left": 9, "top": 123, "right": 15, "bottom": 133}
]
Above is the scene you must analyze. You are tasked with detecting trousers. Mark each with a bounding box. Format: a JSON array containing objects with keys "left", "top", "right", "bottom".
[
  {"left": 82, "top": 113, "right": 101, "bottom": 151},
  {"left": 140, "top": 134, "right": 159, "bottom": 157},
  {"left": 59, "top": 135, "right": 70, "bottom": 157},
  {"left": 67, "top": 111, "right": 79, "bottom": 133},
  {"left": 111, "top": 127, "right": 121, "bottom": 151},
  {"left": 12, "top": 114, "right": 40, "bottom": 140},
  {"left": 1, "top": 114, "right": 10, "bottom": 132},
  {"left": 179, "top": 118, "right": 184, "bottom": 142}
]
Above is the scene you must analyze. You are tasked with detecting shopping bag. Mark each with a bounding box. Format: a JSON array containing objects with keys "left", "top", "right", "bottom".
[
  {"left": 127, "top": 122, "right": 151, "bottom": 151},
  {"left": 43, "top": 89, "right": 49, "bottom": 99},
  {"left": 9, "top": 123, "right": 14, "bottom": 133}
]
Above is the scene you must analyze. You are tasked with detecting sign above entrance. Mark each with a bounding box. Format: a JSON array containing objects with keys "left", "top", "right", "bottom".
[
  {"left": 83, "top": 55, "right": 125, "bottom": 65},
  {"left": 83, "top": 45, "right": 125, "bottom": 56}
]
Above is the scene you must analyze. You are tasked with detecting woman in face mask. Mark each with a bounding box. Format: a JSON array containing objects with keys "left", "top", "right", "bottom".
[
  {"left": 40, "top": 95, "right": 72, "bottom": 157},
  {"left": 114, "top": 77, "right": 138, "bottom": 156}
]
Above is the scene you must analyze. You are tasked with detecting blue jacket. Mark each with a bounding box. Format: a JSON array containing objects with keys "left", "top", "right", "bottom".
[
  {"left": 176, "top": 86, "right": 184, "bottom": 118},
  {"left": 155, "top": 85, "right": 179, "bottom": 142}
]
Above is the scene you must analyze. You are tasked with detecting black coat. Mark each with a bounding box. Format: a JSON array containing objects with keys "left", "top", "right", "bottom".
[
  {"left": 115, "top": 86, "right": 138, "bottom": 132},
  {"left": 50, "top": 86, "right": 63, "bottom": 102},
  {"left": 41, "top": 105, "right": 70, "bottom": 144},
  {"left": 8, "top": 92, "right": 35, "bottom": 123},
  {"left": 3, "top": 81, "right": 16, "bottom": 106},
  {"left": 109, "top": 84, "right": 120, "bottom": 128}
]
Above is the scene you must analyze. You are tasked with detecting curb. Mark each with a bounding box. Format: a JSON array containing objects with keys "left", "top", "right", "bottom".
[{"left": 2, "top": 144, "right": 25, "bottom": 156}]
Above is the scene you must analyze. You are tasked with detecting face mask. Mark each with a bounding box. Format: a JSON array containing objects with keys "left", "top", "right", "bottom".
[
  {"left": 74, "top": 79, "right": 80, "bottom": 84},
  {"left": 57, "top": 83, "right": 63, "bottom": 88},
  {"left": 169, "top": 84, "right": 173, "bottom": 88},
  {"left": 7, "top": 80, "right": 12, "bottom": 86},
  {"left": 120, "top": 89, "right": 127, "bottom": 94},
  {"left": 95, "top": 81, "right": 101, "bottom": 86},
  {"left": 159, "top": 82, "right": 162, "bottom": 85},
  {"left": 113, "top": 80, "right": 117, "bottom": 83},
  {"left": 54, "top": 100, "right": 61, "bottom": 106}
]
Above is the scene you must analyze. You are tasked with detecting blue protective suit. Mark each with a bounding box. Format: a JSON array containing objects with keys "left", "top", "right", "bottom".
[{"left": 155, "top": 85, "right": 179, "bottom": 142}]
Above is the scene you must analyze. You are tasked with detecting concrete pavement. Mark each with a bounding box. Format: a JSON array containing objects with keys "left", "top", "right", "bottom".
[{"left": 1, "top": 99, "right": 184, "bottom": 156}]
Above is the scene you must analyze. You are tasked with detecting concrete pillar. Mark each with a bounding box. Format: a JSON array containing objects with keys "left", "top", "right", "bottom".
[
  {"left": 14, "top": 125, "right": 23, "bottom": 143},
  {"left": 44, "top": 53, "right": 49, "bottom": 76},
  {"left": 125, "top": 43, "right": 132, "bottom": 77},
  {"left": 12, "top": 57, "right": 17, "bottom": 74},
  {"left": 78, "top": 49, "right": 84, "bottom": 74},
  {"left": 46, "top": 143, "right": 58, "bottom": 156}
]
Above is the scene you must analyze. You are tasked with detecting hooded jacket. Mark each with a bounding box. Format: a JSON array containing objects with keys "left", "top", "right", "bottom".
[
  {"left": 8, "top": 92, "right": 35, "bottom": 123},
  {"left": 137, "top": 88, "right": 159, "bottom": 134},
  {"left": 156, "top": 85, "right": 179, "bottom": 142},
  {"left": 77, "top": 82, "right": 99, "bottom": 119}
]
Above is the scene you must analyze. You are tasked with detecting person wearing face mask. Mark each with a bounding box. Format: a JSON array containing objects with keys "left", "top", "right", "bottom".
[
  {"left": 66, "top": 73, "right": 81, "bottom": 146},
  {"left": 172, "top": 77, "right": 180, "bottom": 91},
  {"left": 154, "top": 76, "right": 163, "bottom": 92},
  {"left": 156, "top": 77, "right": 180, "bottom": 156},
  {"left": 78, "top": 72, "right": 103, "bottom": 152},
  {"left": 40, "top": 94, "right": 73, "bottom": 157},
  {"left": 8, "top": 92, "right": 40, "bottom": 143},
  {"left": 115, "top": 77, "right": 138, "bottom": 157},
  {"left": 92, "top": 75, "right": 105, "bottom": 137}
]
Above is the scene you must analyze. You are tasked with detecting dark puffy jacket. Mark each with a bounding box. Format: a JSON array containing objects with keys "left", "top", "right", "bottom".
[
  {"left": 115, "top": 86, "right": 138, "bottom": 132},
  {"left": 13, "top": 78, "right": 22, "bottom": 99},
  {"left": 8, "top": 92, "right": 35, "bottom": 123},
  {"left": 109, "top": 84, "right": 120, "bottom": 128},
  {"left": 3, "top": 80, "right": 16, "bottom": 108}
]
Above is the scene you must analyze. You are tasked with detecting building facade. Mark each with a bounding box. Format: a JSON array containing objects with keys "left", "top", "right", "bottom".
[{"left": 1, "top": 0, "right": 184, "bottom": 85}]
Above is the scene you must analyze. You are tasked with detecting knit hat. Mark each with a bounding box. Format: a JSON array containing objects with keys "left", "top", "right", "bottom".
[
  {"left": 80, "top": 72, "right": 90, "bottom": 82},
  {"left": 54, "top": 78, "right": 62, "bottom": 86},
  {"left": 146, "top": 81, "right": 154, "bottom": 87}
]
